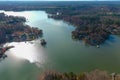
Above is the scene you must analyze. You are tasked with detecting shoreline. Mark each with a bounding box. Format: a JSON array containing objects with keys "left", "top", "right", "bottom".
[{"left": 0, "top": 12, "right": 43, "bottom": 58}]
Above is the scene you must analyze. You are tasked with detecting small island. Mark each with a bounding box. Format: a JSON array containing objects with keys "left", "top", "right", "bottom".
[{"left": 0, "top": 12, "right": 43, "bottom": 58}]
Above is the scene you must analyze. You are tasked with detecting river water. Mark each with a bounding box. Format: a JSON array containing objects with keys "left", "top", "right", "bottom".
[{"left": 0, "top": 10, "right": 120, "bottom": 80}]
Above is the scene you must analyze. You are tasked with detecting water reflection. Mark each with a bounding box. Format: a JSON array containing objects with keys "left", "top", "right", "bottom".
[{"left": 4, "top": 40, "right": 46, "bottom": 67}]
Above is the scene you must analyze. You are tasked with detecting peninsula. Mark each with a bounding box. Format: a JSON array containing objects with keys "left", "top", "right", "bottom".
[
  {"left": 0, "top": 13, "right": 42, "bottom": 44},
  {"left": 0, "top": 12, "right": 43, "bottom": 58},
  {"left": 47, "top": 5, "right": 120, "bottom": 46}
]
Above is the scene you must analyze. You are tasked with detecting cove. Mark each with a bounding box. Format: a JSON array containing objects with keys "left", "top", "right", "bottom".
[{"left": 0, "top": 10, "right": 120, "bottom": 80}]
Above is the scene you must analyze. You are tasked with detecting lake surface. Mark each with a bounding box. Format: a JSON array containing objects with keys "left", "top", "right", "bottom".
[{"left": 0, "top": 10, "right": 120, "bottom": 80}]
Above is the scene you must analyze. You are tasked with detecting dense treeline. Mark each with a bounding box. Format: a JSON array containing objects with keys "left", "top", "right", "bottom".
[
  {"left": 0, "top": 13, "right": 42, "bottom": 44},
  {"left": 49, "top": 13, "right": 120, "bottom": 46},
  {"left": 46, "top": 3, "right": 120, "bottom": 46},
  {"left": 39, "top": 70, "right": 114, "bottom": 80},
  {"left": 1, "top": 1, "right": 120, "bottom": 46}
]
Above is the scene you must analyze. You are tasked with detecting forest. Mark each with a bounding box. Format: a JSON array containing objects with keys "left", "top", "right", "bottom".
[{"left": 0, "top": 13, "right": 42, "bottom": 44}]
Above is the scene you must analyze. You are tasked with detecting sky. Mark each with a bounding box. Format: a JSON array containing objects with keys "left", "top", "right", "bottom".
[{"left": 0, "top": 0, "right": 120, "bottom": 1}]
